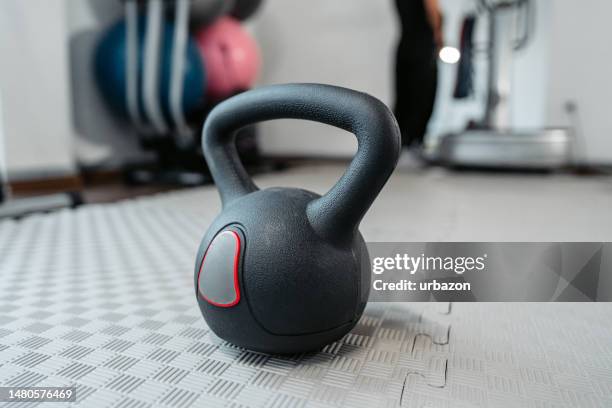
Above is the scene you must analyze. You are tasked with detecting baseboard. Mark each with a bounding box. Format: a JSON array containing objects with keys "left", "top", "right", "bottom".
[{"left": 9, "top": 175, "right": 83, "bottom": 195}]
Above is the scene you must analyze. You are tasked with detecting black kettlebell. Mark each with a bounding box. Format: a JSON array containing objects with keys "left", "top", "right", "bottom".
[{"left": 195, "top": 83, "right": 400, "bottom": 354}]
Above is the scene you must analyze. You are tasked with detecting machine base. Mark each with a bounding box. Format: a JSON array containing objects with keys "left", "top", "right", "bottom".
[{"left": 437, "top": 129, "right": 573, "bottom": 170}]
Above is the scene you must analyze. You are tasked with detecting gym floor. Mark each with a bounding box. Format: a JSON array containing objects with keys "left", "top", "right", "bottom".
[
  {"left": 250, "top": 164, "right": 612, "bottom": 241},
  {"left": 1, "top": 163, "right": 611, "bottom": 407}
]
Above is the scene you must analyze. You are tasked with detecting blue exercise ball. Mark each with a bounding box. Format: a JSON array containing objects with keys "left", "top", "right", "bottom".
[{"left": 94, "top": 16, "right": 206, "bottom": 123}]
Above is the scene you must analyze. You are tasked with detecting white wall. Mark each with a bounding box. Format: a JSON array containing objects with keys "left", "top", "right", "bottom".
[
  {"left": 250, "top": 0, "right": 398, "bottom": 157},
  {"left": 0, "top": 89, "right": 6, "bottom": 185},
  {"left": 546, "top": 0, "right": 612, "bottom": 163},
  {"left": 0, "top": 0, "right": 76, "bottom": 179},
  {"left": 0, "top": 0, "right": 148, "bottom": 181},
  {"left": 510, "top": 0, "right": 551, "bottom": 129}
]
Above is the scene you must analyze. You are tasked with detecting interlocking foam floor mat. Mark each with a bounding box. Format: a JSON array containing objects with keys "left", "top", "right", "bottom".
[{"left": 0, "top": 178, "right": 611, "bottom": 407}]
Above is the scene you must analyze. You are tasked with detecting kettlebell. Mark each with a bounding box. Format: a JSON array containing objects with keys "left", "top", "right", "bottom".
[{"left": 195, "top": 83, "right": 401, "bottom": 354}]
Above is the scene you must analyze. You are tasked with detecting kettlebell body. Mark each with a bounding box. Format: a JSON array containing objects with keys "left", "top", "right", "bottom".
[{"left": 195, "top": 84, "right": 400, "bottom": 354}]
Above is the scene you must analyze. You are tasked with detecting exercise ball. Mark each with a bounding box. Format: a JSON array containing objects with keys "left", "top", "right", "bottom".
[
  {"left": 230, "top": 0, "right": 263, "bottom": 21},
  {"left": 94, "top": 17, "right": 206, "bottom": 122},
  {"left": 195, "top": 17, "right": 260, "bottom": 100},
  {"left": 190, "top": 0, "right": 235, "bottom": 27}
]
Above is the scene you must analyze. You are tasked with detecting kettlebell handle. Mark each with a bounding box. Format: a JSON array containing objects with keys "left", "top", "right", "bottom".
[{"left": 202, "top": 83, "right": 401, "bottom": 242}]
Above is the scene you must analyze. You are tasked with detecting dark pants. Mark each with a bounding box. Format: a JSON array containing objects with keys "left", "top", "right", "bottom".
[{"left": 394, "top": 44, "right": 438, "bottom": 147}]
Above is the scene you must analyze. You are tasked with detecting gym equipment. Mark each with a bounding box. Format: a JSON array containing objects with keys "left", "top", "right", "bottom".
[
  {"left": 453, "top": 15, "right": 476, "bottom": 99},
  {"left": 94, "top": 14, "right": 206, "bottom": 127},
  {"left": 195, "top": 17, "right": 261, "bottom": 101},
  {"left": 230, "top": 0, "right": 263, "bottom": 21},
  {"left": 438, "top": 0, "right": 572, "bottom": 169},
  {"left": 194, "top": 84, "right": 401, "bottom": 353},
  {"left": 95, "top": 0, "right": 264, "bottom": 188}
]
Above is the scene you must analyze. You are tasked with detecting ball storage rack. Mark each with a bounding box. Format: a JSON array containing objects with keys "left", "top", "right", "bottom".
[{"left": 121, "top": 0, "right": 264, "bottom": 187}]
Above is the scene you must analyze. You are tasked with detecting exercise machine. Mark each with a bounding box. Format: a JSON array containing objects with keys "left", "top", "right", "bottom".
[{"left": 438, "top": 0, "right": 573, "bottom": 170}]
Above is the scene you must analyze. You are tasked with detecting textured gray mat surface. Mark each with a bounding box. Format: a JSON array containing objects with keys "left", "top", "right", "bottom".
[{"left": 1, "top": 165, "right": 611, "bottom": 407}]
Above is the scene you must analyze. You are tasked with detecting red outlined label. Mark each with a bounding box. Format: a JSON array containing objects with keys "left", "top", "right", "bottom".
[{"left": 197, "top": 230, "right": 241, "bottom": 307}]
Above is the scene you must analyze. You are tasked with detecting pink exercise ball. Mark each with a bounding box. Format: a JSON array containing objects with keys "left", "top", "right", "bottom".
[{"left": 195, "top": 17, "right": 261, "bottom": 100}]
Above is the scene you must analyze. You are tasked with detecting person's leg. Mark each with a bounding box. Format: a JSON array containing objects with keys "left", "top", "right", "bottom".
[
  {"left": 394, "top": 40, "right": 438, "bottom": 148},
  {"left": 394, "top": 47, "right": 419, "bottom": 147},
  {"left": 412, "top": 54, "right": 438, "bottom": 147}
]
